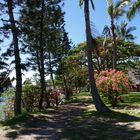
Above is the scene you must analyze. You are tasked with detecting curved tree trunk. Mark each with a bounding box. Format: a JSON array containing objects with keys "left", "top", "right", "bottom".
[
  {"left": 7, "top": 0, "right": 22, "bottom": 115},
  {"left": 84, "top": 0, "right": 110, "bottom": 112}
]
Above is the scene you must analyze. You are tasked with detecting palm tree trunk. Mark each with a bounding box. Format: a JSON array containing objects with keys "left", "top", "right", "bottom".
[
  {"left": 7, "top": 0, "right": 22, "bottom": 115},
  {"left": 84, "top": 0, "right": 110, "bottom": 112},
  {"left": 111, "top": 21, "right": 117, "bottom": 69}
]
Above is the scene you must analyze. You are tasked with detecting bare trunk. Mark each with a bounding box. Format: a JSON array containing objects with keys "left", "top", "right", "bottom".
[
  {"left": 111, "top": 21, "right": 117, "bottom": 69},
  {"left": 62, "top": 73, "right": 70, "bottom": 99},
  {"left": 84, "top": 0, "right": 110, "bottom": 112},
  {"left": 38, "top": 0, "right": 49, "bottom": 109},
  {"left": 48, "top": 50, "right": 55, "bottom": 89},
  {"left": 7, "top": 0, "right": 22, "bottom": 115}
]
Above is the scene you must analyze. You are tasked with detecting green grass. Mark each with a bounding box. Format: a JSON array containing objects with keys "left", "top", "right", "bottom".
[
  {"left": 0, "top": 113, "right": 31, "bottom": 127},
  {"left": 65, "top": 92, "right": 92, "bottom": 103},
  {"left": 67, "top": 91, "right": 140, "bottom": 106},
  {"left": 121, "top": 92, "right": 140, "bottom": 105},
  {"left": 0, "top": 110, "right": 50, "bottom": 128},
  {"left": 62, "top": 92, "right": 140, "bottom": 140}
]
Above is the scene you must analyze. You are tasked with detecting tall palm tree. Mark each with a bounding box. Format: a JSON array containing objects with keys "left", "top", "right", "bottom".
[
  {"left": 127, "top": 0, "right": 140, "bottom": 20},
  {"left": 79, "top": 0, "right": 110, "bottom": 112},
  {"left": 107, "top": 0, "right": 129, "bottom": 69}
]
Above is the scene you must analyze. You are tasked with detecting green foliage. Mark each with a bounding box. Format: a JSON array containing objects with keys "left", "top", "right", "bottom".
[
  {"left": 0, "top": 88, "right": 15, "bottom": 120},
  {"left": 22, "top": 80, "right": 41, "bottom": 112}
]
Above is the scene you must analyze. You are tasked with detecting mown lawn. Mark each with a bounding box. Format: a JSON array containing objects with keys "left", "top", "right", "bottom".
[{"left": 67, "top": 91, "right": 140, "bottom": 106}]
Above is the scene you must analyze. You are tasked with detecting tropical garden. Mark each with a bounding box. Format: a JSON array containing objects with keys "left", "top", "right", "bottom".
[{"left": 0, "top": 0, "right": 140, "bottom": 139}]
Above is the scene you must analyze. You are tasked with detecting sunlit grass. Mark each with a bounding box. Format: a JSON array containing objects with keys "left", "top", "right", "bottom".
[{"left": 62, "top": 92, "right": 140, "bottom": 140}]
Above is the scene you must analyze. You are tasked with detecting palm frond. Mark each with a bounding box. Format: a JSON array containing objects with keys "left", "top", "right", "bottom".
[
  {"left": 108, "top": 4, "right": 114, "bottom": 17},
  {"left": 107, "top": 0, "right": 114, "bottom": 17},
  {"left": 79, "top": 0, "right": 84, "bottom": 7},
  {"left": 126, "top": 26, "right": 136, "bottom": 34},
  {"left": 115, "top": 0, "right": 130, "bottom": 9},
  {"left": 127, "top": 1, "right": 140, "bottom": 20},
  {"left": 90, "top": 0, "right": 95, "bottom": 10},
  {"left": 102, "top": 25, "right": 111, "bottom": 37},
  {"left": 115, "top": 22, "right": 136, "bottom": 41},
  {"left": 90, "top": 22, "right": 100, "bottom": 38}
]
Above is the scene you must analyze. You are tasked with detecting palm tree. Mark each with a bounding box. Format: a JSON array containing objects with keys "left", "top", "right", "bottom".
[
  {"left": 115, "top": 22, "right": 136, "bottom": 41},
  {"left": 127, "top": 0, "right": 140, "bottom": 20},
  {"left": 79, "top": 0, "right": 110, "bottom": 112},
  {"left": 106, "top": 0, "right": 129, "bottom": 69}
]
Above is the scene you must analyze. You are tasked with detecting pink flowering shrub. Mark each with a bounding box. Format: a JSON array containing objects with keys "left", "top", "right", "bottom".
[
  {"left": 96, "top": 69, "right": 130, "bottom": 107},
  {"left": 50, "top": 89, "right": 61, "bottom": 106},
  {"left": 50, "top": 90, "right": 60, "bottom": 99}
]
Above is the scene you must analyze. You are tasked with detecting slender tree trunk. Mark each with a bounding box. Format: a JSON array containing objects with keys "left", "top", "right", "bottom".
[
  {"left": 111, "top": 20, "right": 117, "bottom": 69},
  {"left": 38, "top": 0, "right": 48, "bottom": 109},
  {"left": 62, "top": 73, "right": 70, "bottom": 99},
  {"left": 7, "top": 0, "right": 22, "bottom": 115},
  {"left": 48, "top": 50, "right": 55, "bottom": 89},
  {"left": 84, "top": 0, "right": 110, "bottom": 112}
]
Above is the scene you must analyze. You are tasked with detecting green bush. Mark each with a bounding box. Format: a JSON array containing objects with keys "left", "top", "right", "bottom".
[
  {"left": 22, "top": 82, "right": 40, "bottom": 112},
  {"left": 0, "top": 88, "right": 15, "bottom": 120}
]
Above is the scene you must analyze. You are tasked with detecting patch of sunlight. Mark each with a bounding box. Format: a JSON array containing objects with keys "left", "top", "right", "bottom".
[
  {"left": 114, "top": 109, "right": 140, "bottom": 118},
  {"left": 56, "top": 128, "right": 63, "bottom": 132},
  {"left": 86, "top": 104, "right": 95, "bottom": 112},
  {"left": 116, "top": 122, "right": 140, "bottom": 130}
]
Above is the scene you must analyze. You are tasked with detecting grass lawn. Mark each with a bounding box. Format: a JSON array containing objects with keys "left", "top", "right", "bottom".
[{"left": 62, "top": 92, "right": 140, "bottom": 140}]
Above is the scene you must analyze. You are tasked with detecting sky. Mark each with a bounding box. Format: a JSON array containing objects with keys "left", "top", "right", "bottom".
[{"left": 63, "top": 0, "right": 140, "bottom": 45}]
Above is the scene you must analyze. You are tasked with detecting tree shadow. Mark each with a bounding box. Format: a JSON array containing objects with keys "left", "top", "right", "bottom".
[
  {"left": 62, "top": 109, "right": 140, "bottom": 140},
  {"left": 1, "top": 103, "right": 140, "bottom": 140}
]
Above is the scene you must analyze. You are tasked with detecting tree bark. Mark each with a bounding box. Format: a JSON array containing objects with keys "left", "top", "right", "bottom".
[
  {"left": 111, "top": 20, "right": 117, "bottom": 69},
  {"left": 48, "top": 50, "right": 55, "bottom": 89},
  {"left": 38, "top": 0, "right": 48, "bottom": 109},
  {"left": 84, "top": 0, "right": 110, "bottom": 112},
  {"left": 7, "top": 0, "right": 22, "bottom": 115},
  {"left": 62, "top": 73, "right": 70, "bottom": 99}
]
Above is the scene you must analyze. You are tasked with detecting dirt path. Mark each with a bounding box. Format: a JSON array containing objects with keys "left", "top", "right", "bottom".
[
  {"left": 0, "top": 103, "right": 89, "bottom": 140},
  {"left": 0, "top": 103, "right": 140, "bottom": 140}
]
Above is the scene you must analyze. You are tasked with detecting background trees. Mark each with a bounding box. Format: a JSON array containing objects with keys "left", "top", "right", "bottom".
[
  {"left": 106, "top": 0, "right": 129, "bottom": 69},
  {"left": 19, "top": 0, "right": 71, "bottom": 109}
]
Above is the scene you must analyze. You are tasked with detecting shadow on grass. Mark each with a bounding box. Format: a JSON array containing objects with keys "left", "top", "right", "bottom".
[
  {"left": 62, "top": 110, "right": 140, "bottom": 140},
  {"left": 1, "top": 102, "right": 140, "bottom": 140}
]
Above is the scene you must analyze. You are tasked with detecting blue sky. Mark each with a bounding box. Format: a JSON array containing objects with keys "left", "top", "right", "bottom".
[{"left": 63, "top": 0, "right": 140, "bottom": 45}]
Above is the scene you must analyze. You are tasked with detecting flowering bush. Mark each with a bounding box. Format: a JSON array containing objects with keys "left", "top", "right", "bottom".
[
  {"left": 50, "top": 89, "right": 61, "bottom": 106},
  {"left": 50, "top": 90, "right": 60, "bottom": 99},
  {"left": 96, "top": 69, "right": 130, "bottom": 107}
]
